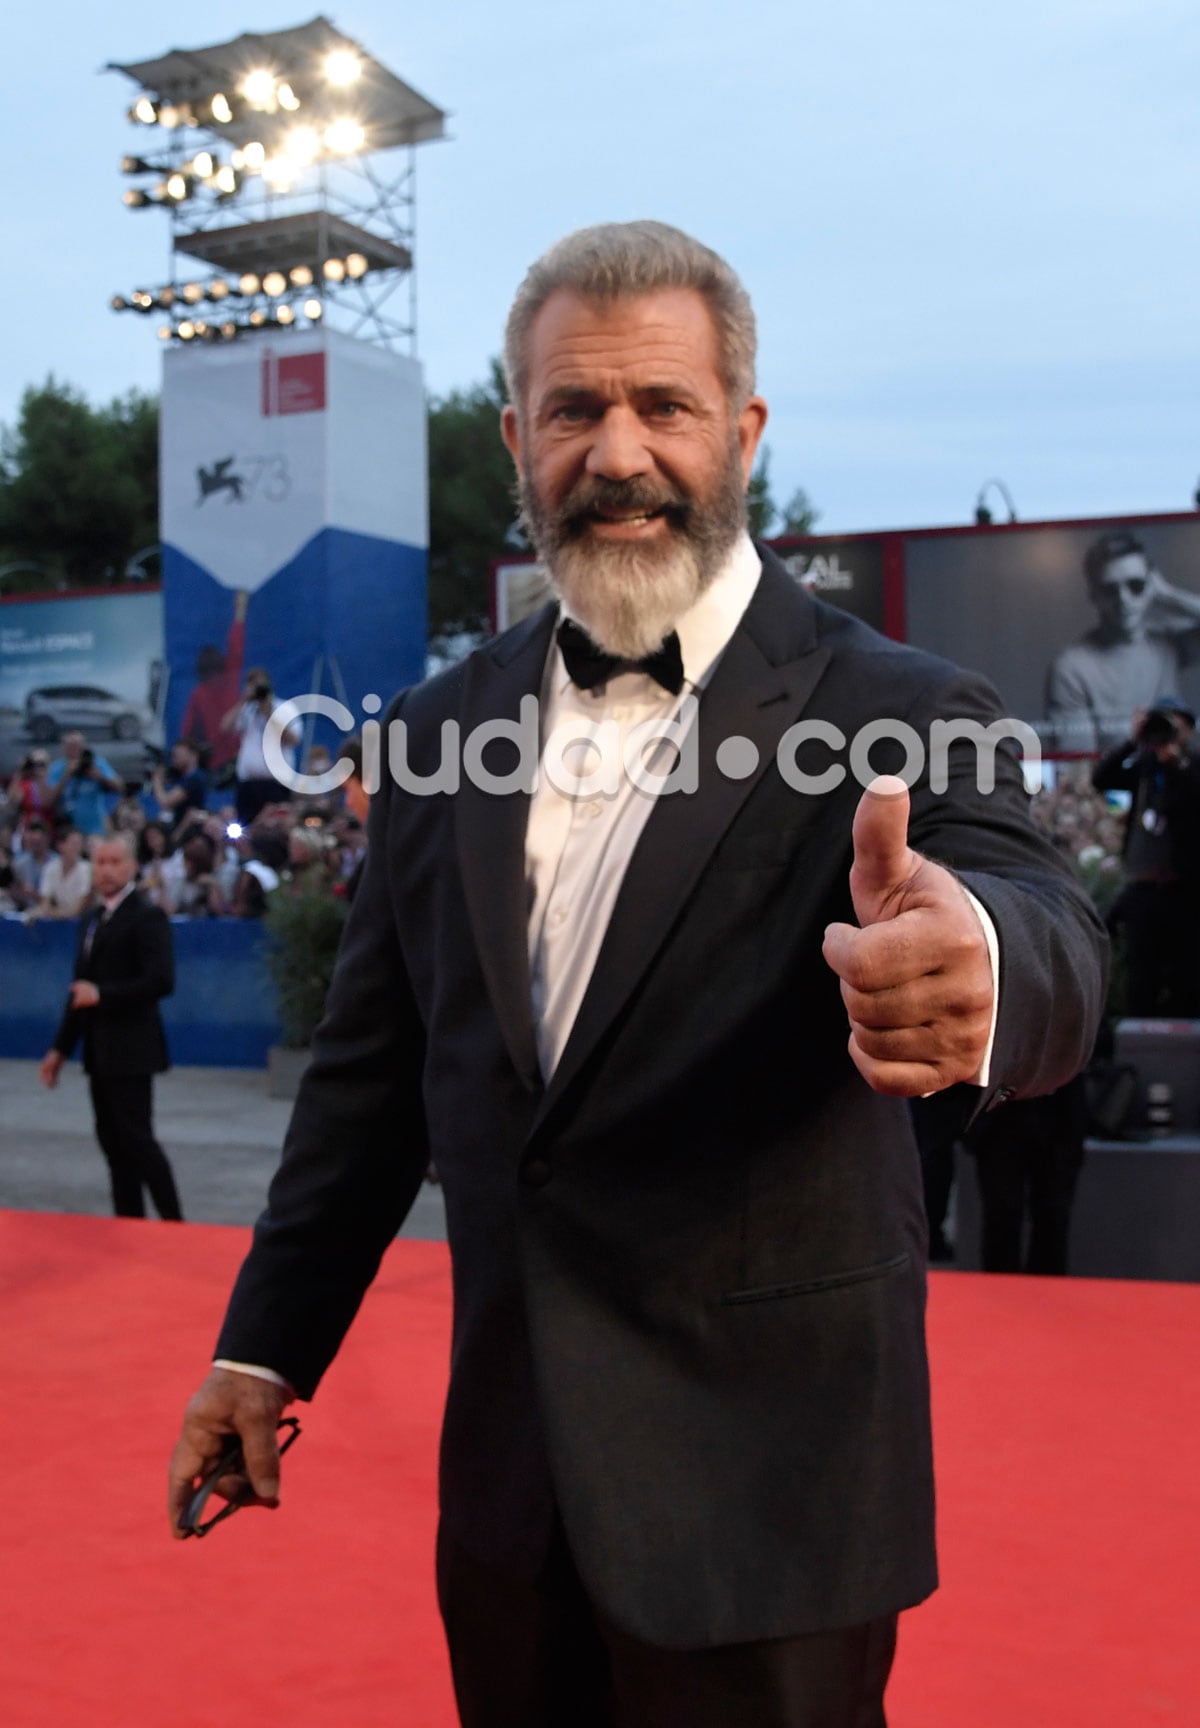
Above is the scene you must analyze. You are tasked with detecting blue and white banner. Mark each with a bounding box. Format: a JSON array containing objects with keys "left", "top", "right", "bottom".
[{"left": 160, "top": 327, "right": 428, "bottom": 760}]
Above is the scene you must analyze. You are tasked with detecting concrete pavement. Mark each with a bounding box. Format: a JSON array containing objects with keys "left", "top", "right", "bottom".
[{"left": 0, "top": 1058, "right": 447, "bottom": 1238}]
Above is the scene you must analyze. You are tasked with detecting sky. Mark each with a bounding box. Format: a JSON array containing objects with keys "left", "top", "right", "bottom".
[{"left": 2, "top": 0, "right": 1198, "bottom": 536}]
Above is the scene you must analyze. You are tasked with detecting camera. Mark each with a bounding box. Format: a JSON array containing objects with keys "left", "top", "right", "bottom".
[
  {"left": 1138, "top": 709, "right": 1179, "bottom": 748},
  {"left": 250, "top": 679, "right": 271, "bottom": 702},
  {"left": 72, "top": 748, "right": 95, "bottom": 778}
]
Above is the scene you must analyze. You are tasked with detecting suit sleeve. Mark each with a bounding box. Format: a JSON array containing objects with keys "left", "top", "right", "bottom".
[
  {"left": 52, "top": 923, "right": 87, "bottom": 1058},
  {"left": 215, "top": 697, "right": 430, "bottom": 1398},
  {"left": 904, "top": 668, "right": 1109, "bottom": 1106}
]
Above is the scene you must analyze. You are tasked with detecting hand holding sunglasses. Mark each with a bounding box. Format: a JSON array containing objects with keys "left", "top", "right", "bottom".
[{"left": 177, "top": 1416, "right": 302, "bottom": 1538}]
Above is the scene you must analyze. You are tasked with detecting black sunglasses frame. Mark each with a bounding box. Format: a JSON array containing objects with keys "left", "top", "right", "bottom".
[{"left": 178, "top": 1416, "right": 302, "bottom": 1538}]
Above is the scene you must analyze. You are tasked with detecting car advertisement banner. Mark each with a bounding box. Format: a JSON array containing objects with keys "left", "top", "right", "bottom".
[{"left": 0, "top": 590, "right": 164, "bottom": 780}]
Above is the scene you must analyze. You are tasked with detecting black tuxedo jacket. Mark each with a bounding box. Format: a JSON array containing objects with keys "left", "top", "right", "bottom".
[
  {"left": 54, "top": 890, "right": 173, "bottom": 1077},
  {"left": 218, "top": 549, "right": 1107, "bottom": 1648}
]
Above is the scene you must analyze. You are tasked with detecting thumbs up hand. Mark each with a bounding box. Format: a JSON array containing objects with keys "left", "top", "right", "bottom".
[{"left": 822, "top": 775, "right": 994, "bottom": 1097}]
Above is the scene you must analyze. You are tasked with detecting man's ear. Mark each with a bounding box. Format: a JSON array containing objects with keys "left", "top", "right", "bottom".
[
  {"left": 736, "top": 396, "right": 769, "bottom": 486},
  {"left": 500, "top": 405, "right": 523, "bottom": 473}
]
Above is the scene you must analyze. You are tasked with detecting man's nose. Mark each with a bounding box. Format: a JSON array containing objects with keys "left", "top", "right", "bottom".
[{"left": 585, "top": 406, "right": 652, "bottom": 481}]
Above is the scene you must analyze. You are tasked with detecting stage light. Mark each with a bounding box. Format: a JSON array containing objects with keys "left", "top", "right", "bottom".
[
  {"left": 286, "top": 125, "right": 320, "bottom": 164},
  {"left": 304, "top": 298, "right": 323, "bottom": 320},
  {"left": 178, "top": 320, "right": 196, "bottom": 339},
  {"left": 238, "top": 141, "right": 266, "bottom": 171},
  {"left": 121, "top": 155, "right": 156, "bottom": 175},
  {"left": 289, "top": 264, "right": 314, "bottom": 287},
  {"left": 181, "top": 282, "right": 204, "bottom": 304},
  {"left": 165, "top": 173, "right": 191, "bottom": 202},
  {"left": 194, "top": 320, "right": 209, "bottom": 336},
  {"left": 122, "top": 189, "right": 151, "bottom": 209},
  {"left": 208, "top": 278, "right": 230, "bottom": 300},
  {"left": 156, "top": 288, "right": 176, "bottom": 308},
  {"left": 242, "top": 69, "right": 276, "bottom": 110},
  {"left": 239, "top": 272, "right": 261, "bottom": 295},
  {"left": 213, "top": 164, "right": 239, "bottom": 196},
  {"left": 220, "top": 321, "right": 238, "bottom": 340},
  {"left": 262, "top": 270, "right": 287, "bottom": 296},
  {"left": 131, "top": 96, "right": 158, "bottom": 125},
  {"left": 324, "top": 117, "right": 366, "bottom": 155},
  {"left": 158, "top": 325, "right": 171, "bottom": 341},
  {"left": 345, "top": 252, "right": 368, "bottom": 279},
  {"left": 131, "top": 290, "right": 154, "bottom": 310},
  {"left": 277, "top": 304, "right": 296, "bottom": 325},
  {"left": 249, "top": 308, "right": 268, "bottom": 327},
  {"left": 210, "top": 92, "right": 234, "bottom": 124},
  {"left": 192, "top": 151, "right": 215, "bottom": 180},
  {"left": 158, "top": 103, "right": 183, "bottom": 130},
  {"left": 261, "top": 158, "right": 294, "bottom": 193},
  {"left": 277, "top": 82, "right": 301, "bottom": 112},
  {"left": 324, "top": 49, "right": 362, "bottom": 86},
  {"left": 110, "top": 295, "right": 129, "bottom": 311},
  {"left": 323, "top": 257, "right": 346, "bottom": 282},
  {"left": 148, "top": 182, "right": 171, "bottom": 203}
]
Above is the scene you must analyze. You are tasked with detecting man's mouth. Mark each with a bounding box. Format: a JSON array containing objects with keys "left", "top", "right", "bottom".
[{"left": 590, "top": 507, "right": 667, "bottom": 527}]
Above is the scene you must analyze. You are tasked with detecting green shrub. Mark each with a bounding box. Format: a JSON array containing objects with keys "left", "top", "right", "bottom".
[{"left": 262, "top": 887, "right": 349, "bottom": 1049}]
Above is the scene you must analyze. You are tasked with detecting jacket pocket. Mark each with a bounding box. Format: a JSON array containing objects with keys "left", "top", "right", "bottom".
[{"left": 721, "top": 1250, "right": 911, "bottom": 1306}]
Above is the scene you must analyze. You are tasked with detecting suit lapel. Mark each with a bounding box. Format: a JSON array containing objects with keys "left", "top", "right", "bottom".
[
  {"left": 535, "top": 555, "right": 832, "bottom": 1124},
  {"left": 454, "top": 605, "right": 557, "bottom": 1092}
]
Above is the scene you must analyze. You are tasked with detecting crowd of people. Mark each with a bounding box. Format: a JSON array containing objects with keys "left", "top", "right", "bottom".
[{"left": 0, "top": 721, "right": 368, "bottom": 923}]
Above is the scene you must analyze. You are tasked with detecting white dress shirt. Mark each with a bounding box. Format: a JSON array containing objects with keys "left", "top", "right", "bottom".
[{"left": 526, "top": 533, "right": 762, "bottom": 1079}]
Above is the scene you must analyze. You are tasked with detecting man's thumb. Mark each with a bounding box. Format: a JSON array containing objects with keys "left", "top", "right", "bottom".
[{"left": 849, "top": 775, "right": 914, "bottom": 925}]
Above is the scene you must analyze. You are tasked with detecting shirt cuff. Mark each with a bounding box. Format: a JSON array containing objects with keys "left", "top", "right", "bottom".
[
  {"left": 213, "top": 1359, "right": 292, "bottom": 1390},
  {"left": 961, "top": 887, "right": 1000, "bottom": 1090}
]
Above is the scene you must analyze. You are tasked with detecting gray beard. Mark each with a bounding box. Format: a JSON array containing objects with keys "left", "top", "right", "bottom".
[{"left": 517, "top": 445, "right": 748, "bottom": 661}]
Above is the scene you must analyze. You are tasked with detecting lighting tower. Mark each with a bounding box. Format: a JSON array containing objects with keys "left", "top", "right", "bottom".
[{"left": 108, "top": 17, "right": 447, "bottom": 350}]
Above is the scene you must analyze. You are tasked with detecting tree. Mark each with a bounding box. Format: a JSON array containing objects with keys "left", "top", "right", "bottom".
[
  {"left": 746, "top": 443, "right": 820, "bottom": 540},
  {"left": 426, "top": 358, "right": 523, "bottom": 642},
  {"left": 0, "top": 379, "right": 159, "bottom": 587}
]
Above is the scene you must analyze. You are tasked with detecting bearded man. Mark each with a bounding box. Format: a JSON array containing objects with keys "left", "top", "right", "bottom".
[{"left": 169, "top": 223, "right": 1106, "bottom": 1727}]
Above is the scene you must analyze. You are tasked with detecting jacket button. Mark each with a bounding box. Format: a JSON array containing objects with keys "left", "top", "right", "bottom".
[{"left": 522, "top": 1158, "right": 552, "bottom": 1188}]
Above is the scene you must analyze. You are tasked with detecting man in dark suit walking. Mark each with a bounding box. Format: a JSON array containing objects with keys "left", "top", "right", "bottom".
[
  {"left": 169, "top": 223, "right": 1105, "bottom": 1725},
  {"left": 41, "top": 832, "right": 182, "bottom": 1221}
]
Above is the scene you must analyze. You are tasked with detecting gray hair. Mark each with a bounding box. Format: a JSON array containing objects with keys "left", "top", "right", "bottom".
[{"left": 503, "top": 221, "right": 757, "bottom": 414}]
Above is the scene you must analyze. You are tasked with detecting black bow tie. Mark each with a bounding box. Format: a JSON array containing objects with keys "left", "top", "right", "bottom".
[{"left": 557, "top": 618, "right": 685, "bottom": 696}]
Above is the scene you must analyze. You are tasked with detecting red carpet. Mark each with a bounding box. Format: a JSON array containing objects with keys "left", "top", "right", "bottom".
[{"left": 0, "top": 1209, "right": 1196, "bottom": 1727}]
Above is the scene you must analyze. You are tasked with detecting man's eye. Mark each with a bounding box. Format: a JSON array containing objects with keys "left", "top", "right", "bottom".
[
  {"left": 552, "top": 404, "right": 591, "bottom": 422},
  {"left": 650, "top": 402, "right": 682, "bottom": 418}
]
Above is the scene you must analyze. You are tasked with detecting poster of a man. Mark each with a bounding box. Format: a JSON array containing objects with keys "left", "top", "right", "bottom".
[{"left": 1044, "top": 530, "right": 1200, "bottom": 753}]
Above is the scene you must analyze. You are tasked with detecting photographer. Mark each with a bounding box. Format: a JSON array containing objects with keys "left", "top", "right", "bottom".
[
  {"left": 1093, "top": 699, "right": 1200, "bottom": 1014},
  {"left": 220, "top": 668, "right": 299, "bottom": 826},
  {"left": 151, "top": 738, "right": 209, "bottom": 842},
  {"left": 45, "top": 732, "right": 123, "bottom": 838}
]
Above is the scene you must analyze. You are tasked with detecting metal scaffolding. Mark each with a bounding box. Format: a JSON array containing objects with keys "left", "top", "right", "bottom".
[{"left": 107, "top": 16, "right": 447, "bottom": 351}]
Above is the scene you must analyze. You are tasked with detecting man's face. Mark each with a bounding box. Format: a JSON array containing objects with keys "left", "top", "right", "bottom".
[
  {"left": 91, "top": 840, "right": 136, "bottom": 898},
  {"left": 172, "top": 743, "right": 196, "bottom": 773},
  {"left": 63, "top": 732, "right": 84, "bottom": 762},
  {"left": 25, "top": 825, "right": 49, "bottom": 857},
  {"left": 501, "top": 288, "right": 767, "bottom": 659},
  {"left": 1090, "top": 552, "right": 1153, "bottom": 641}
]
